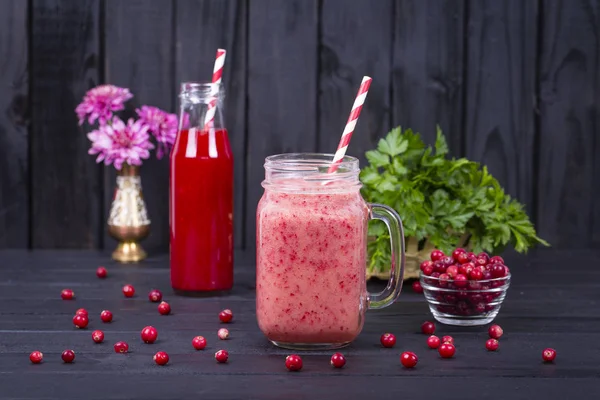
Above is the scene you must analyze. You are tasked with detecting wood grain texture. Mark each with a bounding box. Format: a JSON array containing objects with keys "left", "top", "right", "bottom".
[
  {"left": 463, "top": 0, "right": 538, "bottom": 214},
  {"left": 30, "top": 0, "right": 102, "bottom": 248},
  {"left": 0, "top": 0, "right": 28, "bottom": 248},
  {"left": 392, "top": 0, "right": 465, "bottom": 152},
  {"left": 318, "top": 0, "right": 392, "bottom": 164},
  {"left": 176, "top": 0, "right": 248, "bottom": 248},
  {"left": 0, "top": 249, "right": 600, "bottom": 399},
  {"left": 537, "top": 0, "right": 600, "bottom": 247},
  {"left": 245, "top": 0, "right": 319, "bottom": 249},
  {"left": 104, "top": 0, "right": 174, "bottom": 252}
]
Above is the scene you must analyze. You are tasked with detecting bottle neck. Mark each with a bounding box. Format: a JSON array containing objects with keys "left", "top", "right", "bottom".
[{"left": 178, "top": 82, "right": 226, "bottom": 131}]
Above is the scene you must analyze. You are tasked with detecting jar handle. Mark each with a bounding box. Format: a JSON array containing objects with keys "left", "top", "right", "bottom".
[{"left": 367, "top": 203, "right": 406, "bottom": 309}]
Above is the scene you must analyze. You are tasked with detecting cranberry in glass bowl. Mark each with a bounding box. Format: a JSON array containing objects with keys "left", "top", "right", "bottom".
[{"left": 420, "top": 260, "right": 511, "bottom": 326}]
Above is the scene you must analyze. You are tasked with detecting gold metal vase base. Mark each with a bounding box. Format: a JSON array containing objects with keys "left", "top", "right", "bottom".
[{"left": 107, "top": 164, "right": 151, "bottom": 263}]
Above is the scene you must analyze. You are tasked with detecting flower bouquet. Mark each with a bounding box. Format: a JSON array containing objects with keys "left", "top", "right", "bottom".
[{"left": 75, "top": 85, "right": 178, "bottom": 262}]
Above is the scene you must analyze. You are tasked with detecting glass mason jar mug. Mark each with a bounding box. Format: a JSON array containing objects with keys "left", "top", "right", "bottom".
[{"left": 256, "top": 153, "right": 406, "bottom": 350}]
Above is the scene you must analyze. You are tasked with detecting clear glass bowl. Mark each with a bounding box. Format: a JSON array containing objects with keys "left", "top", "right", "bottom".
[{"left": 420, "top": 272, "right": 511, "bottom": 326}]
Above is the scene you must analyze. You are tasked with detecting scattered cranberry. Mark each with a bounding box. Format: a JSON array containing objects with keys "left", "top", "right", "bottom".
[
  {"left": 430, "top": 250, "right": 444, "bottom": 261},
  {"left": 452, "top": 248, "right": 466, "bottom": 261},
  {"left": 192, "top": 336, "right": 207, "bottom": 350},
  {"left": 542, "top": 348, "right": 556, "bottom": 362},
  {"left": 380, "top": 333, "right": 396, "bottom": 348},
  {"left": 285, "top": 354, "right": 303, "bottom": 371},
  {"left": 148, "top": 289, "right": 162, "bottom": 303},
  {"left": 217, "top": 328, "right": 229, "bottom": 340},
  {"left": 427, "top": 335, "right": 441, "bottom": 349},
  {"left": 219, "top": 309, "right": 233, "bottom": 323},
  {"left": 486, "top": 339, "right": 499, "bottom": 351},
  {"left": 400, "top": 351, "right": 418, "bottom": 368},
  {"left": 75, "top": 308, "right": 88, "bottom": 316},
  {"left": 114, "top": 341, "right": 129, "bottom": 353},
  {"left": 29, "top": 351, "right": 43, "bottom": 364},
  {"left": 158, "top": 301, "right": 171, "bottom": 315},
  {"left": 439, "top": 343, "right": 456, "bottom": 358},
  {"left": 61, "top": 289, "right": 75, "bottom": 300},
  {"left": 446, "top": 265, "right": 459, "bottom": 278},
  {"left": 61, "top": 349, "right": 75, "bottom": 363},
  {"left": 411, "top": 281, "right": 423, "bottom": 294},
  {"left": 122, "top": 284, "right": 135, "bottom": 298},
  {"left": 491, "top": 264, "right": 507, "bottom": 278},
  {"left": 469, "top": 268, "right": 484, "bottom": 280},
  {"left": 454, "top": 274, "right": 468, "bottom": 288},
  {"left": 420, "top": 260, "right": 434, "bottom": 272},
  {"left": 421, "top": 321, "right": 435, "bottom": 335},
  {"left": 100, "top": 310, "right": 113, "bottom": 323},
  {"left": 442, "top": 335, "right": 454, "bottom": 344},
  {"left": 215, "top": 349, "right": 229, "bottom": 363},
  {"left": 488, "top": 324, "right": 504, "bottom": 339},
  {"left": 141, "top": 326, "right": 158, "bottom": 344},
  {"left": 489, "top": 255, "right": 504, "bottom": 265},
  {"left": 330, "top": 352, "right": 346, "bottom": 368},
  {"left": 96, "top": 266, "right": 107, "bottom": 278},
  {"left": 153, "top": 351, "right": 169, "bottom": 366},
  {"left": 92, "top": 330, "right": 104, "bottom": 343},
  {"left": 73, "top": 314, "right": 89, "bottom": 329},
  {"left": 422, "top": 264, "right": 434, "bottom": 276}
]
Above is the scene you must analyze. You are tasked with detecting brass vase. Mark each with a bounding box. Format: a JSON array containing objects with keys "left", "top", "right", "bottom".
[{"left": 107, "top": 164, "right": 151, "bottom": 263}]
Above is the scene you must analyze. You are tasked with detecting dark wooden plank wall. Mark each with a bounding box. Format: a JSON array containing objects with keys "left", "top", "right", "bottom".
[{"left": 0, "top": 0, "right": 598, "bottom": 251}]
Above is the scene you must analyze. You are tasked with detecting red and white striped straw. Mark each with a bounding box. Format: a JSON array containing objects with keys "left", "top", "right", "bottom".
[
  {"left": 203, "top": 48, "right": 227, "bottom": 131},
  {"left": 327, "top": 76, "right": 372, "bottom": 173}
]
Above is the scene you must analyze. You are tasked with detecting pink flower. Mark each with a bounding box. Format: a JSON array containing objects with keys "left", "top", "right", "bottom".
[
  {"left": 87, "top": 117, "right": 154, "bottom": 170},
  {"left": 76, "top": 85, "right": 133, "bottom": 126},
  {"left": 135, "top": 106, "right": 178, "bottom": 159}
]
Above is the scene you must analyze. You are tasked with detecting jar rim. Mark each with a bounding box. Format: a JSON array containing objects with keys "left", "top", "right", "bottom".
[{"left": 264, "top": 153, "right": 359, "bottom": 173}]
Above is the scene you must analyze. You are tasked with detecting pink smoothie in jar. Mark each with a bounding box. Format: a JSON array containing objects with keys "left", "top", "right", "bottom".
[{"left": 256, "top": 154, "right": 406, "bottom": 350}]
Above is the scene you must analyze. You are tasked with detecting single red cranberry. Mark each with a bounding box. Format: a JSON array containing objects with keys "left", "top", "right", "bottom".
[
  {"left": 458, "top": 262, "right": 474, "bottom": 276},
  {"left": 148, "top": 289, "right": 162, "bottom": 303},
  {"left": 452, "top": 248, "right": 466, "bottom": 261},
  {"left": 192, "top": 336, "right": 207, "bottom": 350},
  {"left": 438, "top": 273, "right": 450, "bottom": 288},
  {"left": 141, "top": 326, "right": 158, "bottom": 344},
  {"left": 153, "top": 351, "right": 169, "bottom": 366},
  {"left": 489, "top": 255, "right": 504, "bottom": 264},
  {"left": 411, "top": 281, "right": 423, "bottom": 294},
  {"left": 433, "top": 260, "right": 447, "bottom": 273},
  {"left": 330, "top": 352, "right": 346, "bottom": 368},
  {"left": 422, "top": 265, "right": 434, "bottom": 276},
  {"left": 542, "top": 348, "right": 556, "bottom": 362},
  {"left": 114, "top": 341, "right": 129, "bottom": 353},
  {"left": 75, "top": 308, "right": 88, "bottom": 316},
  {"left": 285, "top": 354, "right": 303, "bottom": 371},
  {"left": 504, "top": 266, "right": 511, "bottom": 275},
  {"left": 158, "top": 301, "right": 171, "bottom": 315},
  {"left": 430, "top": 250, "right": 445, "bottom": 262},
  {"left": 477, "top": 251, "right": 490, "bottom": 261},
  {"left": 61, "top": 289, "right": 75, "bottom": 300},
  {"left": 446, "top": 265, "right": 459, "bottom": 278},
  {"left": 100, "top": 310, "right": 113, "bottom": 323},
  {"left": 92, "top": 330, "right": 104, "bottom": 343},
  {"left": 400, "top": 351, "right": 418, "bottom": 368},
  {"left": 420, "top": 260, "right": 434, "bottom": 272},
  {"left": 421, "top": 321, "right": 435, "bottom": 335},
  {"left": 439, "top": 343, "right": 456, "bottom": 358},
  {"left": 218, "top": 328, "right": 229, "bottom": 340},
  {"left": 219, "top": 309, "right": 233, "bottom": 323},
  {"left": 475, "top": 257, "right": 488, "bottom": 267},
  {"left": 215, "top": 349, "right": 229, "bottom": 363},
  {"left": 380, "top": 333, "right": 396, "bottom": 348},
  {"left": 488, "top": 324, "right": 503, "bottom": 339},
  {"left": 122, "top": 284, "right": 135, "bottom": 298},
  {"left": 469, "top": 268, "right": 483, "bottom": 281},
  {"left": 454, "top": 274, "right": 468, "bottom": 288},
  {"left": 491, "top": 264, "right": 507, "bottom": 278},
  {"left": 29, "top": 351, "right": 43, "bottom": 364},
  {"left": 427, "top": 335, "right": 441, "bottom": 349},
  {"left": 486, "top": 339, "right": 499, "bottom": 351},
  {"left": 442, "top": 335, "right": 454, "bottom": 344},
  {"left": 456, "top": 252, "right": 469, "bottom": 264},
  {"left": 96, "top": 266, "right": 107, "bottom": 278},
  {"left": 61, "top": 349, "right": 75, "bottom": 363},
  {"left": 73, "top": 314, "right": 89, "bottom": 329},
  {"left": 441, "top": 256, "right": 453, "bottom": 266},
  {"left": 483, "top": 270, "right": 493, "bottom": 280}
]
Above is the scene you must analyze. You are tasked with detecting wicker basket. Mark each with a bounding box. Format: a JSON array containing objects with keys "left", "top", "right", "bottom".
[{"left": 366, "top": 235, "right": 471, "bottom": 281}]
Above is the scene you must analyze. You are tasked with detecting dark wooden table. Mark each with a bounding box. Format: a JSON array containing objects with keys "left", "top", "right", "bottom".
[{"left": 1, "top": 249, "right": 599, "bottom": 399}]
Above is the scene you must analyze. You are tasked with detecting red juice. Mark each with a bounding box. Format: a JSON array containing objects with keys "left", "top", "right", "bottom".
[{"left": 169, "top": 128, "right": 233, "bottom": 292}]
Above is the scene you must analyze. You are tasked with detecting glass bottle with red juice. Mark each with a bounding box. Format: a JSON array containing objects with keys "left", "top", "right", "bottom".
[{"left": 169, "top": 82, "right": 233, "bottom": 293}]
